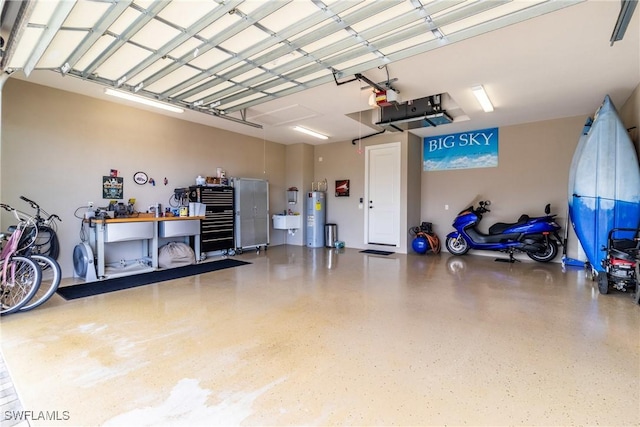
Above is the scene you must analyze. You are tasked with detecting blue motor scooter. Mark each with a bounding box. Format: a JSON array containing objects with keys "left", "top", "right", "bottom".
[{"left": 445, "top": 200, "right": 563, "bottom": 262}]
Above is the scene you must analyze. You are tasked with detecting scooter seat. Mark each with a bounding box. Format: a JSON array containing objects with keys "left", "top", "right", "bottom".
[{"left": 488, "top": 215, "right": 530, "bottom": 235}]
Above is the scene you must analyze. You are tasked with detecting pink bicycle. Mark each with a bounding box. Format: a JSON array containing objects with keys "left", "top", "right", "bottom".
[{"left": 0, "top": 204, "right": 41, "bottom": 315}]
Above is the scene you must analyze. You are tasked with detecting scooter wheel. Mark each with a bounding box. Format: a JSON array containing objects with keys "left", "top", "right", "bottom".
[
  {"left": 445, "top": 236, "right": 470, "bottom": 255},
  {"left": 597, "top": 272, "right": 609, "bottom": 295},
  {"left": 526, "top": 240, "right": 558, "bottom": 263}
]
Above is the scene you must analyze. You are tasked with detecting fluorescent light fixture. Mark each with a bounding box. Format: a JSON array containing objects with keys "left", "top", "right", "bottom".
[
  {"left": 293, "top": 126, "right": 328, "bottom": 140},
  {"left": 104, "top": 88, "right": 184, "bottom": 113},
  {"left": 471, "top": 85, "right": 494, "bottom": 112}
]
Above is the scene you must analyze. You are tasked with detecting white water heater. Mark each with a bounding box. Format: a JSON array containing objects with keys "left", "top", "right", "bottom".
[{"left": 306, "top": 191, "right": 326, "bottom": 248}]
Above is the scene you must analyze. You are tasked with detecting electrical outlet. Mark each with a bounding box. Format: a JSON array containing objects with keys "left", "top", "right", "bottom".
[{"left": 88, "top": 201, "right": 94, "bottom": 208}]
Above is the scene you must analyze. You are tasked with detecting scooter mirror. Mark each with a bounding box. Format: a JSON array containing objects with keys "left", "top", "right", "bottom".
[
  {"left": 545, "top": 204, "right": 550, "bottom": 215},
  {"left": 485, "top": 200, "right": 491, "bottom": 206}
]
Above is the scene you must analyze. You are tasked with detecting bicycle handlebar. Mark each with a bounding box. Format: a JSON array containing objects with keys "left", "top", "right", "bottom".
[
  {"left": 4, "top": 198, "right": 61, "bottom": 225},
  {"left": 19, "top": 195, "right": 39, "bottom": 209},
  {"left": 48, "top": 214, "right": 62, "bottom": 223},
  {"left": 0, "top": 204, "right": 35, "bottom": 226},
  {"left": 19, "top": 196, "right": 61, "bottom": 223}
]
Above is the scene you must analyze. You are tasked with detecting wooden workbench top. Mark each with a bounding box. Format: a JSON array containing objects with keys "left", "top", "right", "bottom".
[{"left": 92, "top": 215, "right": 204, "bottom": 224}]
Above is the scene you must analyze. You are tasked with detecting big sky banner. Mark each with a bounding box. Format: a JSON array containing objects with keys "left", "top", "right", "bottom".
[{"left": 423, "top": 127, "right": 499, "bottom": 171}]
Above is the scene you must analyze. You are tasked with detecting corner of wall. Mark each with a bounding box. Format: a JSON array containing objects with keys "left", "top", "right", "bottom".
[
  {"left": 620, "top": 82, "right": 640, "bottom": 157},
  {"left": 283, "top": 143, "right": 314, "bottom": 246},
  {"left": 406, "top": 133, "right": 423, "bottom": 253}
]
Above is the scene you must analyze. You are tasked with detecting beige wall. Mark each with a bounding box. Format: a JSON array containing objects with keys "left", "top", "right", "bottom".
[
  {"left": 313, "top": 131, "right": 421, "bottom": 253},
  {"left": 1, "top": 79, "right": 286, "bottom": 277},
  {"left": 620, "top": 82, "right": 640, "bottom": 156},
  {"left": 423, "top": 116, "right": 586, "bottom": 260},
  {"left": 313, "top": 116, "right": 584, "bottom": 260},
  {"left": 282, "top": 143, "right": 313, "bottom": 246},
  {"left": 406, "top": 133, "right": 423, "bottom": 248},
  {"left": 4, "top": 79, "right": 638, "bottom": 278},
  {"left": 313, "top": 138, "right": 373, "bottom": 251}
]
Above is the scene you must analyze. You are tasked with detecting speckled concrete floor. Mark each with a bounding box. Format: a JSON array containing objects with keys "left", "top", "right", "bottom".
[{"left": 1, "top": 245, "right": 638, "bottom": 426}]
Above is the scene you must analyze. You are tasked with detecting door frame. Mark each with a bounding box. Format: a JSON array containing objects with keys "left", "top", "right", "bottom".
[{"left": 364, "top": 141, "right": 401, "bottom": 247}]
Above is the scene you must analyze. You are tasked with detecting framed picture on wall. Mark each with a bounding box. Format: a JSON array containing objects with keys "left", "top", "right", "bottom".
[
  {"left": 103, "top": 176, "right": 124, "bottom": 199},
  {"left": 335, "top": 179, "right": 349, "bottom": 197}
]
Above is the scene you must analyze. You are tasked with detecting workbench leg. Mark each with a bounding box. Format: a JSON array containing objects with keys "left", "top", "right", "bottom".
[
  {"left": 195, "top": 234, "right": 201, "bottom": 262},
  {"left": 152, "top": 222, "right": 159, "bottom": 269},
  {"left": 96, "top": 222, "right": 106, "bottom": 278}
]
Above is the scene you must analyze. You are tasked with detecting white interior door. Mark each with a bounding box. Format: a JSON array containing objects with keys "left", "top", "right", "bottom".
[{"left": 365, "top": 142, "right": 401, "bottom": 246}]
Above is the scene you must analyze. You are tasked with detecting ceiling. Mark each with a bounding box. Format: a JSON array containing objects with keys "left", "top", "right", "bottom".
[{"left": 1, "top": 0, "right": 638, "bottom": 145}]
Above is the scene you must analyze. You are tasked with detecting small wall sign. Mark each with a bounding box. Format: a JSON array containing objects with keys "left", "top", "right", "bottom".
[
  {"left": 335, "top": 179, "right": 349, "bottom": 197},
  {"left": 103, "top": 176, "right": 124, "bottom": 199},
  {"left": 423, "top": 127, "right": 499, "bottom": 171},
  {"left": 133, "top": 171, "right": 148, "bottom": 185}
]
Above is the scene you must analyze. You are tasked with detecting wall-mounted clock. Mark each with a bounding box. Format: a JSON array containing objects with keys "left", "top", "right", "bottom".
[{"left": 133, "top": 171, "right": 148, "bottom": 185}]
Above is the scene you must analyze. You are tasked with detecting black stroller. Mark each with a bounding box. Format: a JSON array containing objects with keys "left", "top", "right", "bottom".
[{"left": 598, "top": 228, "right": 640, "bottom": 303}]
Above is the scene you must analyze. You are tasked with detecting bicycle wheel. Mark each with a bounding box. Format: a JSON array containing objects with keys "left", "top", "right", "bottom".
[
  {"left": 0, "top": 255, "right": 41, "bottom": 316},
  {"left": 19, "top": 254, "right": 61, "bottom": 312}
]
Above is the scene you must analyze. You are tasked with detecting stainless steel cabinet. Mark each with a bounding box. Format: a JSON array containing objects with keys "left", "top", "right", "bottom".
[{"left": 232, "top": 178, "right": 269, "bottom": 252}]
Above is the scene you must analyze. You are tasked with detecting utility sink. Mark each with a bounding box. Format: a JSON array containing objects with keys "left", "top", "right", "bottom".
[{"left": 272, "top": 214, "right": 301, "bottom": 230}]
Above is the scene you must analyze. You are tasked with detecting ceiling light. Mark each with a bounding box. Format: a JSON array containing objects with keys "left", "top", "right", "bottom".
[
  {"left": 104, "top": 88, "right": 184, "bottom": 113},
  {"left": 471, "top": 85, "right": 494, "bottom": 112},
  {"left": 293, "top": 126, "right": 328, "bottom": 140}
]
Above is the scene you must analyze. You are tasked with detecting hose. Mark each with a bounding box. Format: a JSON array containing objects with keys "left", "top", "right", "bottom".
[
  {"left": 409, "top": 224, "right": 441, "bottom": 254},
  {"left": 417, "top": 231, "right": 441, "bottom": 254}
]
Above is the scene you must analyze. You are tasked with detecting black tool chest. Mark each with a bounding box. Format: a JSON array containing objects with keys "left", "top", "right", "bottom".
[{"left": 189, "top": 185, "right": 234, "bottom": 253}]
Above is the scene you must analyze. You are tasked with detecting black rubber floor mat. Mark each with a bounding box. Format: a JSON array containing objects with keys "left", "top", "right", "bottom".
[
  {"left": 57, "top": 259, "right": 250, "bottom": 300},
  {"left": 360, "top": 250, "right": 394, "bottom": 256}
]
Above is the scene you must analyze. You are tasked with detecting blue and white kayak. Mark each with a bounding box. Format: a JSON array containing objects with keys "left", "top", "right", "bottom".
[{"left": 569, "top": 95, "right": 640, "bottom": 273}]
